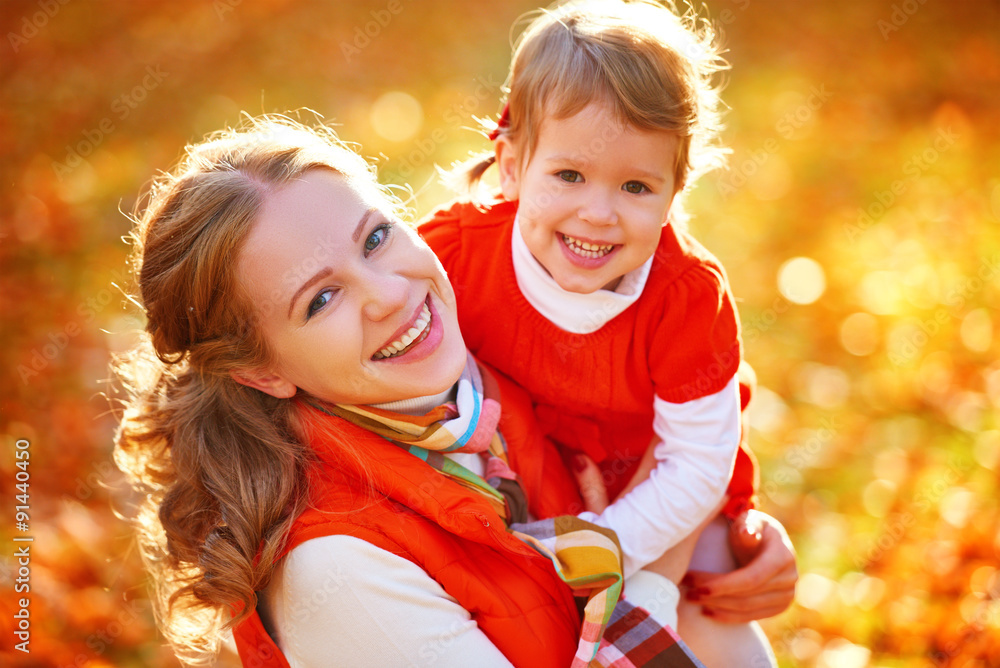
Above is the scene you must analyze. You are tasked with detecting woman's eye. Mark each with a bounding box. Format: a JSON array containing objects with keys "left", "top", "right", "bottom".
[
  {"left": 557, "top": 170, "right": 582, "bottom": 183},
  {"left": 364, "top": 223, "right": 392, "bottom": 255},
  {"left": 307, "top": 289, "right": 334, "bottom": 319},
  {"left": 623, "top": 181, "right": 648, "bottom": 194}
]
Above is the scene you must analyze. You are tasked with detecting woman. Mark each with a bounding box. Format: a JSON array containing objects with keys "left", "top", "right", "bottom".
[{"left": 115, "top": 117, "right": 795, "bottom": 667}]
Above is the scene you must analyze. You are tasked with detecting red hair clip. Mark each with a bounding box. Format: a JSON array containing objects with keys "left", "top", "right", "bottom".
[{"left": 488, "top": 103, "right": 510, "bottom": 141}]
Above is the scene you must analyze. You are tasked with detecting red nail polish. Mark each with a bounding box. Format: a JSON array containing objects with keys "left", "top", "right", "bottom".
[
  {"left": 571, "top": 455, "right": 587, "bottom": 473},
  {"left": 686, "top": 587, "right": 709, "bottom": 602},
  {"left": 702, "top": 608, "right": 715, "bottom": 618}
]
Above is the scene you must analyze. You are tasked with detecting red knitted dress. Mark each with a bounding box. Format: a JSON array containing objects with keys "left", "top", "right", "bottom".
[{"left": 420, "top": 199, "right": 757, "bottom": 518}]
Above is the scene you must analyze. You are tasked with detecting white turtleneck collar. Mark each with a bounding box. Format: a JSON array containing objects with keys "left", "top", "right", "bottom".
[
  {"left": 370, "top": 385, "right": 456, "bottom": 416},
  {"left": 511, "top": 214, "right": 653, "bottom": 334}
]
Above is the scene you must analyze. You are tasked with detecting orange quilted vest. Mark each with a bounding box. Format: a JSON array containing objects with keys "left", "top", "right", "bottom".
[{"left": 232, "top": 366, "right": 586, "bottom": 667}]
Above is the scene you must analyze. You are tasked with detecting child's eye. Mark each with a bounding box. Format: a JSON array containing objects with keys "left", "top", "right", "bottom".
[
  {"left": 364, "top": 222, "right": 393, "bottom": 255},
  {"left": 307, "top": 289, "right": 336, "bottom": 319},
  {"left": 623, "top": 181, "right": 648, "bottom": 194},
  {"left": 557, "top": 170, "right": 583, "bottom": 183}
]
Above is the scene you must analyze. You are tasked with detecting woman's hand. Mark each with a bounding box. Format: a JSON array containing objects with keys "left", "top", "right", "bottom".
[{"left": 682, "top": 510, "right": 797, "bottom": 623}]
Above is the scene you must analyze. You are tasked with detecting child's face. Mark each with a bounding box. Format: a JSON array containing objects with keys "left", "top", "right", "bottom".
[
  {"left": 234, "top": 169, "right": 468, "bottom": 404},
  {"left": 497, "top": 102, "right": 679, "bottom": 293}
]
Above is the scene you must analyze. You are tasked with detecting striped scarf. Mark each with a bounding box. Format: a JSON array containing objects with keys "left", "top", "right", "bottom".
[{"left": 322, "top": 353, "right": 704, "bottom": 668}]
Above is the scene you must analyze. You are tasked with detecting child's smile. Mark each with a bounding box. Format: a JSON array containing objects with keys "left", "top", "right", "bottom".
[
  {"left": 498, "top": 101, "right": 679, "bottom": 293},
  {"left": 559, "top": 232, "right": 618, "bottom": 268}
]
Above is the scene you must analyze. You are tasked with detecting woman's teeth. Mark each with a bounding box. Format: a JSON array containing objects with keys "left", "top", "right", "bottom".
[
  {"left": 562, "top": 234, "right": 614, "bottom": 258},
  {"left": 372, "top": 303, "right": 432, "bottom": 360}
]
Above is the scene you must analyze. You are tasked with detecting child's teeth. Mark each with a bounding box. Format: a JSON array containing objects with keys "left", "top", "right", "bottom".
[{"left": 563, "top": 234, "right": 613, "bottom": 257}]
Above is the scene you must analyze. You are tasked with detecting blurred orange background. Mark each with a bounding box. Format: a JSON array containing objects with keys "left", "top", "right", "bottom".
[{"left": 1, "top": 1, "right": 999, "bottom": 666}]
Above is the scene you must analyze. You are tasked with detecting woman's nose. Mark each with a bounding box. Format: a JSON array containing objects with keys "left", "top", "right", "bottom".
[{"left": 360, "top": 271, "right": 409, "bottom": 322}]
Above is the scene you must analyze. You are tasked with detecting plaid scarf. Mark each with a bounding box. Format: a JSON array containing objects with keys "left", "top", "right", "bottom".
[{"left": 322, "top": 352, "right": 704, "bottom": 668}]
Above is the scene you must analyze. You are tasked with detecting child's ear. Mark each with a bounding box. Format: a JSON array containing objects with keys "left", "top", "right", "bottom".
[
  {"left": 494, "top": 136, "right": 521, "bottom": 201},
  {"left": 230, "top": 368, "right": 297, "bottom": 398}
]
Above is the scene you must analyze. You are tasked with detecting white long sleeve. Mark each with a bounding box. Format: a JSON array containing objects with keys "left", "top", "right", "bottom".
[
  {"left": 579, "top": 377, "right": 741, "bottom": 577},
  {"left": 259, "top": 535, "right": 515, "bottom": 668}
]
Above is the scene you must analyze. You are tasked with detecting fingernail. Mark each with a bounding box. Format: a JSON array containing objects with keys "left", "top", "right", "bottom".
[
  {"left": 571, "top": 455, "right": 586, "bottom": 473},
  {"left": 686, "top": 587, "right": 710, "bottom": 601},
  {"left": 701, "top": 608, "right": 715, "bottom": 618}
]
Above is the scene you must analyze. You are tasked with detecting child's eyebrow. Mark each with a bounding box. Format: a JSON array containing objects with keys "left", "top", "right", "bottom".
[
  {"left": 629, "top": 169, "right": 669, "bottom": 184},
  {"left": 543, "top": 153, "right": 590, "bottom": 166}
]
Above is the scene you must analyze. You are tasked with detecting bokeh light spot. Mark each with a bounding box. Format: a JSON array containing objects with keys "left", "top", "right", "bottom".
[
  {"left": 960, "top": 308, "right": 993, "bottom": 353},
  {"left": 792, "top": 362, "right": 850, "bottom": 408},
  {"left": 839, "top": 312, "right": 880, "bottom": 356},
  {"left": 796, "top": 572, "right": 837, "bottom": 611},
  {"left": 748, "top": 385, "right": 790, "bottom": 436},
  {"left": 970, "top": 566, "right": 998, "bottom": 595},
  {"left": 917, "top": 351, "right": 953, "bottom": 394},
  {"left": 778, "top": 256, "right": 826, "bottom": 305},
  {"left": 974, "top": 430, "right": 1000, "bottom": 471},
  {"left": 370, "top": 91, "right": 424, "bottom": 142},
  {"left": 862, "top": 478, "right": 897, "bottom": 518},
  {"left": 902, "top": 263, "right": 941, "bottom": 309},
  {"left": 838, "top": 572, "right": 885, "bottom": 611},
  {"left": 788, "top": 629, "right": 824, "bottom": 662},
  {"left": 858, "top": 271, "right": 903, "bottom": 315},
  {"left": 817, "top": 638, "right": 871, "bottom": 668},
  {"left": 986, "top": 366, "right": 1000, "bottom": 408},
  {"left": 873, "top": 447, "right": 910, "bottom": 484},
  {"left": 939, "top": 487, "right": 975, "bottom": 528}
]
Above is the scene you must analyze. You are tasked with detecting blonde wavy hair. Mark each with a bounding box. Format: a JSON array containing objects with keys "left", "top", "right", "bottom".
[
  {"left": 461, "top": 0, "right": 730, "bottom": 223},
  {"left": 113, "top": 116, "right": 399, "bottom": 662}
]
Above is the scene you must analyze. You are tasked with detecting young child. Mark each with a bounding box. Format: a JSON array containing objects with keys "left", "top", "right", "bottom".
[{"left": 420, "top": 0, "right": 763, "bottom": 638}]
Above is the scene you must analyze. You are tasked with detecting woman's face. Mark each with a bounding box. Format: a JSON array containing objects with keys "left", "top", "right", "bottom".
[{"left": 235, "top": 168, "right": 467, "bottom": 404}]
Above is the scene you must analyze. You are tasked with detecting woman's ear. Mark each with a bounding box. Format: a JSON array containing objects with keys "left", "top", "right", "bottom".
[
  {"left": 230, "top": 368, "right": 298, "bottom": 398},
  {"left": 494, "top": 136, "right": 521, "bottom": 202}
]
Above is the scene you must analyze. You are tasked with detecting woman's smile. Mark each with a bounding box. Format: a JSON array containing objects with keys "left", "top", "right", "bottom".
[{"left": 371, "top": 294, "right": 443, "bottom": 362}]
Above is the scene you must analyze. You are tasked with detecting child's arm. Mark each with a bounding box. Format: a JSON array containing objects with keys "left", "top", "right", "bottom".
[{"left": 578, "top": 376, "right": 742, "bottom": 578}]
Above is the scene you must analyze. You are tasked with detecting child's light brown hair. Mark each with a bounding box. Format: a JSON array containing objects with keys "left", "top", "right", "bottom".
[{"left": 463, "top": 0, "right": 730, "bottom": 218}]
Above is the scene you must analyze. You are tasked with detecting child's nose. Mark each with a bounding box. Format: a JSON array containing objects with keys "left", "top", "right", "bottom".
[{"left": 578, "top": 189, "right": 618, "bottom": 227}]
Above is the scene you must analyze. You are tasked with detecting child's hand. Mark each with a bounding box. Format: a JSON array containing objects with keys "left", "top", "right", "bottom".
[
  {"left": 728, "top": 510, "right": 765, "bottom": 566},
  {"left": 571, "top": 453, "right": 608, "bottom": 514}
]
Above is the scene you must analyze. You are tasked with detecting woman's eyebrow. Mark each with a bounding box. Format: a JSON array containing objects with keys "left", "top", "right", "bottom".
[
  {"left": 288, "top": 267, "right": 333, "bottom": 319},
  {"left": 351, "top": 208, "right": 378, "bottom": 242}
]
